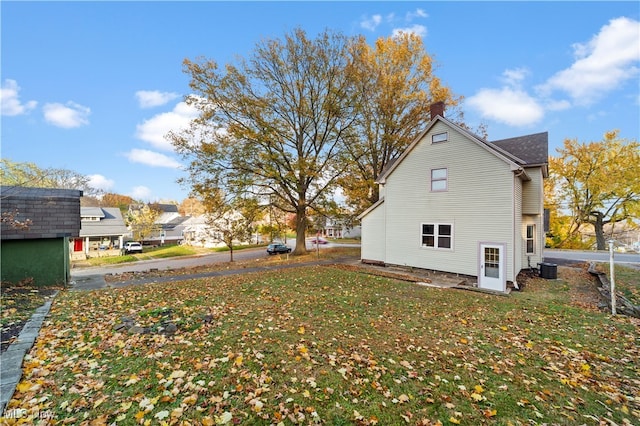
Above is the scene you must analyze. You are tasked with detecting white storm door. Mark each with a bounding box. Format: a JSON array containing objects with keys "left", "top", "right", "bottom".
[{"left": 479, "top": 243, "right": 505, "bottom": 292}]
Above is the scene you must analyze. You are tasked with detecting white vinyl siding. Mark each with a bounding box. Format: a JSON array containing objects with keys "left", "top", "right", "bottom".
[
  {"left": 513, "top": 176, "right": 523, "bottom": 279},
  {"left": 522, "top": 168, "right": 545, "bottom": 269},
  {"left": 383, "top": 122, "right": 515, "bottom": 280},
  {"left": 522, "top": 168, "right": 544, "bottom": 214},
  {"left": 360, "top": 201, "right": 385, "bottom": 263},
  {"left": 522, "top": 215, "right": 543, "bottom": 268}
]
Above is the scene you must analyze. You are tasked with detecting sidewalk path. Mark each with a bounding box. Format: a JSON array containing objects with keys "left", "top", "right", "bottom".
[{"left": 0, "top": 294, "right": 57, "bottom": 415}]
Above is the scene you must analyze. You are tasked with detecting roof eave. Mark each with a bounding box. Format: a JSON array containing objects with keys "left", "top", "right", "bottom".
[{"left": 358, "top": 197, "right": 384, "bottom": 220}]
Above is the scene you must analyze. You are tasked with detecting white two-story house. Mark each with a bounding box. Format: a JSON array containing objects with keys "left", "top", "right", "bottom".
[{"left": 358, "top": 103, "right": 548, "bottom": 292}]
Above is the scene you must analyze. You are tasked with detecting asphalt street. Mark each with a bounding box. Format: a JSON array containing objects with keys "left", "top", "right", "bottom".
[{"left": 544, "top": 248, "right": 640, "bottom": 270}]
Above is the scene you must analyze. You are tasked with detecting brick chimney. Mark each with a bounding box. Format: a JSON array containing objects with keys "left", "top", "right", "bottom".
[{"left": 430, "top": 101, "right": 445, "bottom": 119}]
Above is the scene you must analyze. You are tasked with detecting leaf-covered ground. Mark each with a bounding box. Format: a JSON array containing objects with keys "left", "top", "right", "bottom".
[
  {"left": 3, "top": 265, "right": 639, "bottom": 425},
  {"left": 1, "top": 285, "right": 59, "bottom": 352}
]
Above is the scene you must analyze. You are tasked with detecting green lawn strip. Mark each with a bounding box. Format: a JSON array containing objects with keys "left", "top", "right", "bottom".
[
  {"left": 5, "top": 267, "right": 639, "bottom": 424},
  {"left": 611, "top": 264, "right": 640, "bottom": 306},
  {"left": 85, "top": 254, "right": 139, "bottom": 266},
  {"left": 82, "top": 245, "right": 204, "bottom": 267},
  {"left": 594, "top": 263, "right": 640, "bottom": 306}
]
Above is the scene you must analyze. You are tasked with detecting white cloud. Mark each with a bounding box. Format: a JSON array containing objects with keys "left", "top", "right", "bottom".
[
  {"left": 43, "top": 101, "right": 90, "bottom": 128},
  {"left": 360, "top": 14, "right": 382, "bottom": 31},
  {"left": 87, "top": 174, "right": 115, "bottom": 191},
  {"left": 392, "top": 25, "right": 427, "bottom": 38},
  {"left": 544, "top": 99, "right": 571, "bottom": 112},
  {"left": 130, "top": 185, "right": 152, "bottom": 201},
  {"left": 1, "top": 79, "right": 37, "bottom": 116},
  {"left": 501, "top": 68, "right": 529, "bottom": 86},
  {"left": 135, "top": 90, "right": 180, "bottom": 108},
  {"left": 125, "top": 148, "right": 182, "bottom": 169},
  {"left": 135, "top": 101, "right": 199, "bottom": 151},
  {"left": 537, "top": 17, "right": 640, "bottom": 105},
  {"left": 467, "top": 87, "right": 544, "bottom": 127},
  {"left": 406, "top": 9, "right": 428, "bottom": 20}
]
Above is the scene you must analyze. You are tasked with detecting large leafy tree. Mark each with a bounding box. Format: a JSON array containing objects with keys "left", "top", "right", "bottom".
[
  {"left": 337, "top": 33, "right": 461, "bottom": 214},
  {"left": 171, "top": 28, "right": 360, "bottom": 254},
  {"left": 549, "top": 130, "right": 640, "bottom": 250},
  {"left": 0, "top": 159, "right": 101, "bottom": 198}
]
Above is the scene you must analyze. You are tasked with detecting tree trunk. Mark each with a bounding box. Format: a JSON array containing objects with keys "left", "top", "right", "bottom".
[
  {"left": 229, "top": 245, "right": 234, "bottom": 262},
  {"left": 590, "top": 211, "right": 606, "bottom": 250},
  {"left": 369, "top": 184, "right": 380, "bottom": 206},
  {"left": 293, "top": 204, "right": 307, "bottom": 255}
]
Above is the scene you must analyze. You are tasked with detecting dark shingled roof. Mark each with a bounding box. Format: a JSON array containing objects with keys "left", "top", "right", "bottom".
[{"left": 490, "top": 132, "right": 549, "bottom": 166}]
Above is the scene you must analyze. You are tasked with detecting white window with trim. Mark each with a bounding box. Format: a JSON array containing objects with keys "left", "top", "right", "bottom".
[
  {"left": 431, "top": 168, "right": 448, "bottom": 192},
  {"left": 526, "top": 224, "right": 535, "bottom": 254},
  {"left": 432, "top": 132, "right": 448, "bottom": 143},
  {"left": 421, "top": 223, "right": 453, "bottom": 250}
]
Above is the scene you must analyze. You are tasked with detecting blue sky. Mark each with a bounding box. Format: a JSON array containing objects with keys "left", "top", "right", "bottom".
[{"left": 2, "top": 1, "right": 639, "bottom": 203}]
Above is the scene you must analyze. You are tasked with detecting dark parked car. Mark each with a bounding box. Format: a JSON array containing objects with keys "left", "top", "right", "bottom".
[{"left": 267, "top": 243, "right": 292, "bottom": 255}]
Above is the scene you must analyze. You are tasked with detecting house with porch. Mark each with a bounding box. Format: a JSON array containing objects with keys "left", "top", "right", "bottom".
[
  {"left": 358, "top": 103, "right": 548, "bottom": 292},
  {"left": 72, "top": 207, "right": 129, "bottom": 259}
]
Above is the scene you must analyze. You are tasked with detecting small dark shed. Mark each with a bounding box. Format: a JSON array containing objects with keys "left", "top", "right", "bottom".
[{"left": 1, "top": 186, "right": 82, "bottom": 286}]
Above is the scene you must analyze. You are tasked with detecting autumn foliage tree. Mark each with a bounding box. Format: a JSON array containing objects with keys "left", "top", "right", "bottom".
[
  {"left": 179, "top": 197, "right": 206, "bottom": 216},
  {"left": 101, "top": 193, "right": 135, "bottom": 217},
  {"left": 337, "top": 33, "right": 461, "bottom": 214},
  {"left": 171, "top": 28, "right": 361, "bottom": 255},
  {"left": 127, "top": 204, "right": 161, "bottom": 242},
  {"left": 549, "top": 130, "right": 640, "bottom": 250}
]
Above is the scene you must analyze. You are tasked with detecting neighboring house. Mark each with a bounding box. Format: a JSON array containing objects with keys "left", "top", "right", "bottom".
[
  {"left": 149, "top": 203, "right": 189, "bottom": 245},
  {"left": 358, "top": 103, "right": 548, "bottom": 293},
  {"left": 152, "top": 203, "right": 181, "bottom": 225},
  {"left": 1, "top": 186, "right": 82, "bottom": 286},
  {"left": 181, "top": 215, "right": 222, "bottom": 248},
  {"left": 128, "top": 203, "right": 188, "bottom": 245},
  {"left": 322, "top": 217, "right": 361, "bottom": 239},
  {"left": 181, "top": 214, "right": 255, "bottom": 248},
  {"left": 71, "top": 207, "right": 129, "bottom": 259},
  {"left": 150, "top": 215, "right": 190, "bottom": 246}
]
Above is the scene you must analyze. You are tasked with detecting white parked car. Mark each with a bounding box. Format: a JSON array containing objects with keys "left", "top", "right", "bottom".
[{"left": 123, "top": 242, "right": 143, "bottom": 254}]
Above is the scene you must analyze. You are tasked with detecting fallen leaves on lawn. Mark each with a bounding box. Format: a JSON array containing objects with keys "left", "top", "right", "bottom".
[{"left": 4, "top": 266, "right": 639, "bottom": 425}]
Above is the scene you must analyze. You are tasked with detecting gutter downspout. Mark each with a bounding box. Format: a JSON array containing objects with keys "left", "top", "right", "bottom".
[{"left": 512, "top": 171, "right": 520, "bottom": 290}]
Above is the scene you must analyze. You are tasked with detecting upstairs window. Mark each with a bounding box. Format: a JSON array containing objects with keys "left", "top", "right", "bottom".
[
  {"left": 432, "top": 132, "right": 448, "bottom": 143},
  {"left": 431, "top": 168, "right": 448, "bottom": 191},
  {"left": 421, "top": 223, "right": 453, "bottom": 250}
]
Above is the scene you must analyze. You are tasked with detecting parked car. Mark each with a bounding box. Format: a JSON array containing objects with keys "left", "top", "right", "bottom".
[
  {"left": 123, "top": 241, "right": 143, "bottom": 254},
  {"left": 267, "top": 243, "right": 292, "bottom": 255},
  {"left": 309, "top": 237, "right": 328, "bottom": 245}
]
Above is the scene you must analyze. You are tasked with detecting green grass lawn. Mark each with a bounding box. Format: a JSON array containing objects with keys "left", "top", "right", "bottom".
[
  {"left": 596, "top": 264, "right": 640, "bottom": 306},
  {"left": 5, "top": 266, "right": 639, "bottom": 425}
]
